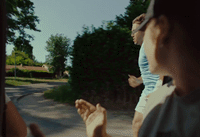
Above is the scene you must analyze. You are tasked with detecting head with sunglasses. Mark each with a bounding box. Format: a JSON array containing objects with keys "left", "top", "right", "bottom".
[
  {"left": 133, "top": 0, "right": 200, "bottom": 96},
  {"left": 133, "top": 0, "right": 200, "bottom": 136}
]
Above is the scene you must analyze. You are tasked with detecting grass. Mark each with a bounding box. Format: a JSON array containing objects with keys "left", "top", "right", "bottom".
[
  {"left": 5, "top": 77, "right": 68, "bottom": 87},
  {"left": 44, "top": 83, "right": 79, "bottom": 105}
]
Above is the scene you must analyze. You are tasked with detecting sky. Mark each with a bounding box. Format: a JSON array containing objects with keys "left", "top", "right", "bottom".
[{"left": 6, "top": 0, "right": 130, "bottom": 65}]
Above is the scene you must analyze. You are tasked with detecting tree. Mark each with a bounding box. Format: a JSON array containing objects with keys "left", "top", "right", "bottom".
[
  {"left": 70, "top": 0, "right": 151, "bottom": 108},
  {"left": 6, "top": 50, "right": 34, "bottom": 66},
  {"left": 70, "top": 22, "right": 141, "bottom": 104},
  {"left": 45, "top": 34, "right": 71, "bottom": 77},
  {"left": 115, "top": 0, "right": 150, "bottom": 29},
  {"left": 13, "top": 36, "right": 33, "bottom": 59},
  {"left": 6, "top": 0, "right": 41, "bottom": 58}
]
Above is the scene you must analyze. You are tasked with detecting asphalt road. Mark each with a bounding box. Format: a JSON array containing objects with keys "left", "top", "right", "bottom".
[
  {"left": 5, "top": 82, "right": 67, "bottom": 101},
  {"left": 5, "top": 82, "right": 88, "bottom": 137},
  {"left": 5, "top": 82, "right": 133, "bottom": 137}
]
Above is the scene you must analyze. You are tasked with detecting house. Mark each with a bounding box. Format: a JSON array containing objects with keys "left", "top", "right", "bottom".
[
  {"left": 42, "top": 64, "right": 69, "bottom": 77},
  {"left": 42, "top": 64, "right": 53, "bottom": 72}
]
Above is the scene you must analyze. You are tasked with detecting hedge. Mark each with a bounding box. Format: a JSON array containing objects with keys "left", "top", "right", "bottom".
[
  {"left": 6, "top": 68, "right": 54, "bottom": 78},
  {"left": 70, "top": 23, "right": 143, "bottom": 105}
]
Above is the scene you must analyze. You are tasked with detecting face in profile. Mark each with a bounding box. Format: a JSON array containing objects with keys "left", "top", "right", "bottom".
[{"left": 131, "top": 23, "right": 144, "bottom": 45}]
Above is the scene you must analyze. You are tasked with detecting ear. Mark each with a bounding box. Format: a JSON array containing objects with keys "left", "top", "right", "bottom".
[
  {"left": 156, "top": 15, "right": 171, "bottom": 47},
  {"left": 154, "top": 15, "right": 171, "bottom": 71}
]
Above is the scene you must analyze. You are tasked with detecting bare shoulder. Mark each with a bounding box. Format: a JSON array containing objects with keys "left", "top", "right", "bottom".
[{"left": 143, "top": 84, "right": 176, "bottom": 120}]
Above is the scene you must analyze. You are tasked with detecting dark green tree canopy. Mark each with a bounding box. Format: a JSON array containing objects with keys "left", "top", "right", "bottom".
[
  {"left": 6, "top": 0, "right": 41, "bottom": 58},
  {"left": 45, "top": 34, "right": 71, "bottom": 76},
  {"left": 70, "top": 1, "right": 150, "bottom": 103},
  {"left": 115, "top": 0, "right": 150, "bottom": 29},
  {"left": 71, "top": 22, "right": 141, "bottom": 96}
]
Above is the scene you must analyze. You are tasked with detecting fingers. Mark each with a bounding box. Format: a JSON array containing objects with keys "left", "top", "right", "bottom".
[
  {"left": 128, "top": 74, "right": 136, "bottom": 79},
  {"left": 86, "top": 103, "right": 107, "bottom": 126},
  {"left": 128, "top": 78, "right": 137, "bottom": 86},
  {"left": 29, "top": 123, "right": 45, "bottom": 137},
  {"left": 75, "top": 99, "right": 96, "bottom": 112},
  {"left": 83, "top": 109, "right": 90, "bottom": 122},
  {"left": 96, "top": 103, "right": 106, "bottom": 114},
  {"left": 77, "top": 108, "right": 89, "bottom": 122},
  {"left": 76, "top": 99, "right": 97, "bottom": 123},
  {"left": 86, "top": 103, "right": 105, "bottom": 122},
  {"left": 77, "top": 108, "right": 85, "bottom": 115}
]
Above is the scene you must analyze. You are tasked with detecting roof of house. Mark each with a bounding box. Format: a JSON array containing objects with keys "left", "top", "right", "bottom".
[{"left": 6, "top": 65, "right": 48, "bottom": 72}]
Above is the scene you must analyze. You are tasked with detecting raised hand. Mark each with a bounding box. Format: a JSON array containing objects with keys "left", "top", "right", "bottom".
[
  {"left": 75, "top": 99, "right": 110, "bottom": 137},
  {"left": 128, "top": 75, "right": 143, "bottom": 88},
  {"left": 75, "top": 99, "right": 96, "bottom": 122}
]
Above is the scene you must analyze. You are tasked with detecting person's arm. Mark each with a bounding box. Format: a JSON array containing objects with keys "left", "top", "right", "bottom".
[
  {"left": 6, "top": 101, "right": 27, "bottom": 137},
  {"left": 128, "top": 75, "right": 143, "bottom": 88}
]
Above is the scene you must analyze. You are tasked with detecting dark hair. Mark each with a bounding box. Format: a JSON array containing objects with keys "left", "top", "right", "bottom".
[
  {"left": 153, "top": 0, "right": 200, "bottom": 62},
  {"left": 155, "top": 14, "right": 200, "bottom": 63},
  {"left": 132, "top": 13, "right": 146, "bottom": 25}
]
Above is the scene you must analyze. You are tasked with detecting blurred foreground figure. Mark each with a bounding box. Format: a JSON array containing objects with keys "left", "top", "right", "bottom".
[
  {"left": 4, "top": 95, "right": 27, "bottom": 137},
  {"left": 0, "top": 0, "right": 44, "bottom": 136},
  {"left": 131, "top": 0, "right": 200, "bottom": 136}
]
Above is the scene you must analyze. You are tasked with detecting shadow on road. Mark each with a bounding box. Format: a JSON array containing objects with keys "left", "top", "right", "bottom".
[{"left": 17, "top": 92, "right": 86, "bottom": 136}]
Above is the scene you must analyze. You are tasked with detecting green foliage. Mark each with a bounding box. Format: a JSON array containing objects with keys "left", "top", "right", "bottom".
[
  {"left": 6, "top": 50, "right": 44, "bottom": 66},
  {"left": 6, "top": 68, "right": 53, "bottom": 78},
  {"left": 70, "top": 1, "right": 151, "bottom": 102},
  {"left": 44, "top": 83, "right": 78, "bottom": 104},
  {"left": 33, "top": 61, "right": 43, "bottom": 67},
  {"left": 5, "top": 77, "right": 44, "bottom": 86},
  {"left": 45, "top": 34, "right": 71, "bottom": 76},
  {"left": 71, "top": 22, "right": 141, "bottom": 99},
  {"left": 6, "top": 50, "right": 34, "bottom": 66},
  {"left": 6, "top": 0, "right": 41, "bottom": 57},
  {"left": 5, "top": 77, "right": 68, "bottom": 87},
  {"left": 13, "top": 36, "right": 33, "bottom": 59},
  {"left": 115, "top": 0, "right": 150, "bottom": 29}
]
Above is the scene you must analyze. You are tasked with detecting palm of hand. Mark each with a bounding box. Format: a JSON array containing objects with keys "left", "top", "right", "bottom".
[
  {"left": 75, "top": 99, "right": 107, "bottom": 137},
  {"left": 85, "top": 104, "right": 107, "bottom": 137}
]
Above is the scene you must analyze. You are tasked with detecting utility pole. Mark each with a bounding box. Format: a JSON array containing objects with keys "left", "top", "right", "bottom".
[{"left": 15, "top": 51, "right": 16, "bottom": 80}]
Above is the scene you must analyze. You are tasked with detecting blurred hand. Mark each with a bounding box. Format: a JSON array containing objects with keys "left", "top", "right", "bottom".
[
  {"left": 29, "top": 123, "right": 45, "bottom": 137},
  {"left": 128, "top": 75, "right": 142, "bottom": 88},
  {"left": 75, "top": 99, "right": 109, "bottom": 137}
]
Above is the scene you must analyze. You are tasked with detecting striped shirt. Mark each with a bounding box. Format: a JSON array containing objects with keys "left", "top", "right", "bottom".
[{"left": 138, "top": 43, "right": 159, "bottom": 96}]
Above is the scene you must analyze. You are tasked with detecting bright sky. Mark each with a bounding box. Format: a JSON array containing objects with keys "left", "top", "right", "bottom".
[{"left": 6, "top": 0, "right": 130, "bottom": 64}]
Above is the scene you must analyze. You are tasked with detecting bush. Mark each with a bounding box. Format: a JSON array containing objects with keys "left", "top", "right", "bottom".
[
  {"left": 70, "top": 24, "right": 141, "bottom": 102},
  {"left": 44, "top": 83, "right": 79, "bottom": 104},
  {"left": 6, "top": 68, "right": 54, "bottom": 78}
]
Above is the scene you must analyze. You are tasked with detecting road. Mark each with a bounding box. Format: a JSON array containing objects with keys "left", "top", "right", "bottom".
[
  {"left": 5, "top": 82, "right": 133, "bottom": 137},
  {"left": 5, "top": 82, "right": 67, "bottom": 101}
]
